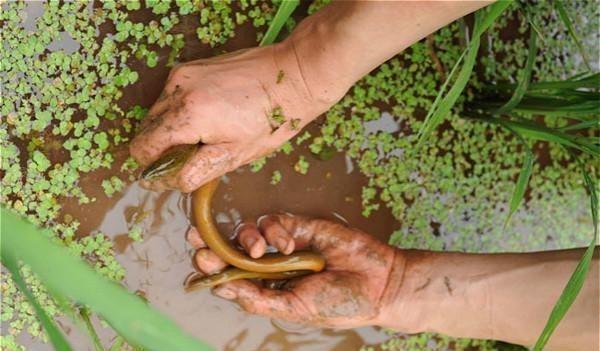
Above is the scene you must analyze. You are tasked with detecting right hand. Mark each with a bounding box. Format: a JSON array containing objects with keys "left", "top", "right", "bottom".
[
  {"left": 187, "top": 214, "right": 405, "bottom": 329},
  {"left": 130, "top": 43, "right": 342, "bottom": 193}
]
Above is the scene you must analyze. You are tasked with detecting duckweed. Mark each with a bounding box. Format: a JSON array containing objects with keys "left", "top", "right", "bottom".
[
  {"left": 1, "top": 0, "right": 293, "bottom": 347},
  {"left": 1, "top": 0, "right": 597, "bottom": 350}
]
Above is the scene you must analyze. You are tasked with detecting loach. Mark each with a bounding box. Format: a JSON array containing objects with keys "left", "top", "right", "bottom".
[
  {"left": 187, "top": 178, "right": 325, "bottom": 290},
  {"left": 140, "top": 150, "right": 326, "bottom": 290},
  {"left": 140, "top": 144, "right": 198, "bottom": 180}
]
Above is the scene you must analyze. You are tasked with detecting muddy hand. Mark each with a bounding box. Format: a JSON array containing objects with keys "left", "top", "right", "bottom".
[
  {"left": 129, "top": 43, "right": 342, "bottom": 193},
  {"left": 187, "top": 214, "right": 403, "bottom": 329}
]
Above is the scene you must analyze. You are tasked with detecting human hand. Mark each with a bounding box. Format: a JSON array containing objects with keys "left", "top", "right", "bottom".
[
  {"left": 187, "top": 214, "right": 405, "bottom": 329},
  {"left": 130, "top": 42, "right": 343, "bottom": 193}
]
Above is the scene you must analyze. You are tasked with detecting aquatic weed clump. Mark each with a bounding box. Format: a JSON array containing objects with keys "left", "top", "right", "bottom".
[
  {"left": 1, "top": 0, "right": 596, "bottom": 350},
  {"left": 0, "top": 1, "right": 140, "bottom": 340},
  {"left": 305, "top": 1, "right": 596, "bottom": 254},
  {"left": 0, "top": 0, "right": 303, "bottom": 348}
]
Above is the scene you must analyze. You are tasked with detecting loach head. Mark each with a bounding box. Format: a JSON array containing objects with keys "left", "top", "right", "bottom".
[{"left": 140, "top": 144, "right": 198, "bottom": 181}]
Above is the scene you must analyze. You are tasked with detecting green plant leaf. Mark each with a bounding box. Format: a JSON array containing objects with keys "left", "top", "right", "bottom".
[
  {"left": 503, "top": 131, "right": 535, "bottom": 228},
  {"left": 516, "top": 2, "right": 545, "bottom": 45},
  {"left": 558, "top": 119, "right": 599, "bottom": 132},
  {"left": 416, "top": 1, "right": 512, "bottom": 148},
  {"left": 2, "top": 257, "right": 74, "bottom": 351},
  {"left": 0, "top": 208, "right": 214, "bottom": 351},
  {"left": 554, "top": 1, "right": 592, "bottom": 71},
  {"left": 472, "top": 0, "right": 514, "bottom": 38},
  {"left": 464, "top": 115, "right": 600, "bottom": 156},
  {"left": 416, "top": 29, "right": 480, "bottom": 148},
  {"left": 80, "top": 307, "right": 105, "bottom": 351},
  {"left": 259, "top": 0, "right": 300, "bottom": 46},
  {"left": 532, "top": 159, "right": 598, "bottom": 350},
  {"left": 494, "top": 72, "right": 600, "bottom": 92},
  {"left": 495, "top": 29, "right": 537, "bottom": 115}
]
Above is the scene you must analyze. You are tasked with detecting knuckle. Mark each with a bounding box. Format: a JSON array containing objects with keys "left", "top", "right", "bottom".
[
  {"left": 177, "top": 176, "right": 196, "bottom": 194},
  {"left": 179, "top": 91, "right": 199, "bottom": 108}
]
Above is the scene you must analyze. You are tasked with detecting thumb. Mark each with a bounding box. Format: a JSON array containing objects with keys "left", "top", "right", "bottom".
[
  {"left": 177, "top": 143, "right": 237, "bottom": 193},
  {"left": 213, "top": 280, "right": 311, "bottom": 323},
  {"left": 141, "top": 143, "right": 236, "bottom": 193}
]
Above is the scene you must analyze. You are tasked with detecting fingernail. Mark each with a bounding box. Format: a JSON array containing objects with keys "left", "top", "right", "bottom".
[
  {"left": 214, "top": 287, "right": 236, "bottom": 300},
  {"left": 244, "top": 237, "right": 256, "bottom": 250},
  {"left": 276, "top": 237, "right": 288, "bottom": 252}
]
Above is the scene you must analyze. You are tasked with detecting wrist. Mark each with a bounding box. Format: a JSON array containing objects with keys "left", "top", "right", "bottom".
[
  {"left": 273, "top": 4, "right": 361, "bottom": 115},
  {"left": 376, "top": 249, "right": 429, "bottom": 333},
  {"left": 377, "top": 250, "right": 495, "bottom": 338}
]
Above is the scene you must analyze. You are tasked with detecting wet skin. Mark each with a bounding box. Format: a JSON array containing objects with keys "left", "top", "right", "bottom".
[
  {"left": 187, "top": 213, "right": 403, "bottom": 329},
  {"left": 141, "top": 153, "right": 400, "bottom": 328},
  {"left": 185, "top": 178, "right": 325, "bottom": 290}
]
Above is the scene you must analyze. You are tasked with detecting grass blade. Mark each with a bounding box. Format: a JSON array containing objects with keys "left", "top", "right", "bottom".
[
  {"left": 517, "top": 2, "right": 545, "bottom": 44},
  {"left": 493, "top": 72, "right": 600, "bottom": 94},
  {"left": 259, "top": 0, "right": 300, "bottom": 46},
  {"left": 532, "top": 159, "right": 597, "bottom": 350},
  {"left": 2, "top": 257, "right": 74, "bottom": 351},
  {"left": 416, "top": 1, "right": 512, "bottom": 148},
  {"left": 495, "top": 29, "right": 537, "bottom": 115},
  {"left": 473, "top": 1, "right": 514, "bottom": 38},
  {"left": 554, "top": 1, "right": 592, "bottom": 71},
  {"left": 416, "top": 26, "right": 481, "bottom": 148},
  {"left": 558, "top": 119, "right": 599, "bottom": 132},
  {"left": 503, "top": 131, "right": 535, "bottom": 228},
  {"left": 80, "top": 307, "right": 106, "bottom": 351},
  {"left": 476, "top": 117, "right": 600, "bottom": 156},
  {"left": 0, "top": 208, "right": 214, "bottom": 351}
]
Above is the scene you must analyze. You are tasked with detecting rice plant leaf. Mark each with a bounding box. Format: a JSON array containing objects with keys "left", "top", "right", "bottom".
[
  {"left": 558, "top": 119, "right": 599, "bottom": 132},
  {"left": 472, "top": 0, "right": 514, "bottom": 38},
  {"left": 109, "top": 337, "right": 126, "bottom": 351},
  {"left": 493, "top": 72, "right": 600, "bottom": 94},
  {"left": 516, "top": 2, "right": 545, "bottom": 44},
  {"left": 2, "top": 257, "right": 74, "bottom": 351},
  {"left": 416, "top": 1, "right": 512, "bottom": 148},
  {"left": 503, "top": 133, "right": 535, "bottom": 228},
  {"left": 465, "top": 114, "right": 600, "bottom": 156},
  {"left": 0, "top": 208, "right": 214, "bottom": 351},
  {"left": 259, "top": 0, "right": 300, "bottom": 46},
  {"left": 80, "top": 307, "right": 106, "bottom": 351},
  {"left": 532, "top": 160, "right": 597, "bottom": 350},
  {"left": 495, "top": 29, "right": 537, "bottom": 115},
  {"left": 554, "top": 1, "right": 592, "bottom": 71},
  {"left": 416, "top": 30, "right": 480, "bottom": 148}
]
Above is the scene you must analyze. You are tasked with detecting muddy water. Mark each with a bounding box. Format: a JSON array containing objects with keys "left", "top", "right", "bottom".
[
  {"left": 54, "top": 4, "right": 400, "bottom": 351},
  {"left": 85, "top": 150, "right": 397, "bottom": 351}
]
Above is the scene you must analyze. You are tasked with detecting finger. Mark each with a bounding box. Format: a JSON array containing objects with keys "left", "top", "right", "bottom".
[
  {"left": 236, "top": 223, "right": 267, "bottom": 259},
  {"left": 129, "top": 111, "right": 201, "bottom": 168},
  {"left": 213, "top": 280, "right": 310, "bottom": 323},
  {"left": 186, "top": 226, "right": 206, "bottom": 249},
  {"left": 267, "top": 214, "right": 357, "bottom": 252},
  {"left": 138, "top": 98, "right": 169, "bottom": 133},
  {"left": 138, "top": 82, "right": 184, "bottom": 132},
  {"left": 194, "top": 249, "right": 228, "bottom": 275},
  {"left": 138, "top": 143, "right": 236, "bottom": 193},
  {"left": 258, "top": 216, "right": 294, "bottom": 255},
  {"left": 176, "top": 143, "right": 237, "bottom": 193}
]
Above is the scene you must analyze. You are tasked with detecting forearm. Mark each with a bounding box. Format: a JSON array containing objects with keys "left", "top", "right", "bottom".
[
  {"left": 379, "top": 248, "right": 599, "bottom": 350},
  {"left": 275, "top": 1, "right": 490, "bottom": 112}
]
